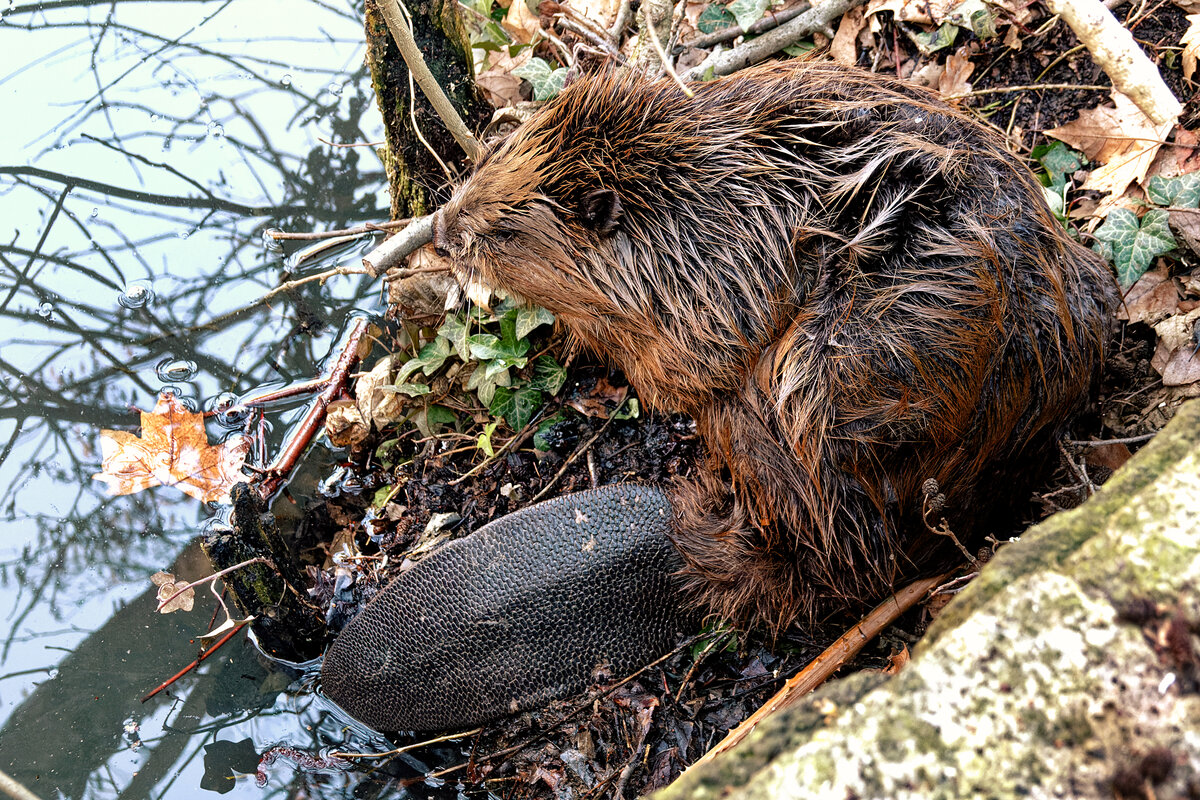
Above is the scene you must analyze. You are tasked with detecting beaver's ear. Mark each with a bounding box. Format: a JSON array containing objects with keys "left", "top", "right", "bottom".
[{"left": 578, "top": 189, "right": 623, "bottom": 237}]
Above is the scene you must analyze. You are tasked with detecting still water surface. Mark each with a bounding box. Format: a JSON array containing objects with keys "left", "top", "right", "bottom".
[{"left": 0, "top": 2, "right": 448, "bottom": 796}]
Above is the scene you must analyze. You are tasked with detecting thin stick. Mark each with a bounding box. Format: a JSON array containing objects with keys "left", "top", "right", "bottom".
[
  {"left": 258, "top": 317, "right": 371, "bottom": 498},
  {"left": 1066, "top": 432, "right": 1156, "bottom": 446},
  {"left": 643, "top": 2, "right": 693, "bottom": 97},
  {"left": 140, "top": 621, "right": 250, "bottom": 702},
  {"left": 155, "top": 556, "right": 274, "bottom": 613},
  {"left": 331, "top": 727, "right": 484, "bottom": 759},
  {"left": 946, "top": 83, "right": 1111, "bottom": 99},
  {"left": 375, "top": 0, "right": 482, "bottom": 160},
  {"left": 258, "top": 264, "right": 369, "bottom": 305},
  {"left": 683, "top": 572, "right": 949, "bottom": 771},
  {"left": 266, "top": 220, "right": 409, "bottom": 241},
  {"left": 529, "top": 403, "right": 626, "bottom": 502},
  {"left": 362, "top": 215, "right": 436, "bottom": 277},
  {"left": 0, "top": 768, "right": 44, "bottom": 800}
]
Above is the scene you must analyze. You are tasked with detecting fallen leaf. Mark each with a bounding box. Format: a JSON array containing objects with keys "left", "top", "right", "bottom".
[
  {"left": 93, "top": 393, "right": 249, "bottom": 504},
  {"left": 151, "top": 571, "right": 195, "bottom": 613},
  {"left": 1085, "top": 441, "right": 1132, "bottom": 472},
  {"left": 1182, "top": 14, "right": 1200, "bottom": 80},
  {"left": 324, "top": 399, "right": 371, "bottom": 448},
  {"left": 938, "top": 49, "right": 975, "bottom": 97},
  {"left": 568, "top": 376, "right": 628, "bottom": 418},
  {"left": 881, "top": 645, "right": 910, "bottom": 674},
  {"left": 1046, "top": 92, "right": 1174, "bottom": 217},
  {"left": 504, "top": 0, "right": 543, "bottom": 44},
  {"left": 573, "top": 0, "right": 621, "bottom": 29},
  {"left": 1151, "top": 307, "right": 1200, "bottom": 386},
  {"left": 1120, "top": 266, "right": 1178, "bottom": 325},
  {"left": 831, "top": 6, "right": 866, "bottom": 65}
]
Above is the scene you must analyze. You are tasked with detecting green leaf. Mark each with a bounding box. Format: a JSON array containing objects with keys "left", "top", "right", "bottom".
[
  {"left": 725, "top": 0, "right": 770, "bottom": 32},
  {"left": 613, "top": 398, "right": 640, "bottom": 420},
  {"left": 911, "top": 22, "right": 958, "bottom": 54},
  {"left": 490, "top": 384, "right": 543, "bottom": 430},
  {"left": 437, "top": 313, "right": 471, "bottom": 361},
  {"left": 390, "top": 382, "right": 432, "bottom": 397},
  {"left": 1093, "top": 208, "right": 1176, "bottom": 288},
  {"left": 1146, "top": 173, "right": 1200, "bottom": 209},
  {"left": 476, "top": 420, "right": 500, "bottom": 457},
  {"left": 697, "top": 4, "right": 736, "bottom": 33},
  {"left": 946, "top": 0, "right": 996, "bottom": 38},
  {"left": 467, "top": 363, "right": 510, "bottom": 406},
  {"left": 512, "top": 57, "right": 568, "bottom": 100},
  {"left": 396, "top": 336, "right": 453, "bottom": 384},
  {"left": 529, "top": 355, "right": 567, "bottom": 395},
  {"left": 515, "top": 305, "right": 555, "bottom": 339},
  {"left": 1031, "top": 141, "right": 1082, "bottom": 192}
]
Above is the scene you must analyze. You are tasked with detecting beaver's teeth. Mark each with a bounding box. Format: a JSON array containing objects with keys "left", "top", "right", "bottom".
[{"left": 465, "top": 277, "right": 493, "bottom": 311}]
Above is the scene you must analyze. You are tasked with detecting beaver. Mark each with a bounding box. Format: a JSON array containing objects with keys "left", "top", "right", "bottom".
[{"left": 321, "top": 59, "right": 1117, "bottom": 731}]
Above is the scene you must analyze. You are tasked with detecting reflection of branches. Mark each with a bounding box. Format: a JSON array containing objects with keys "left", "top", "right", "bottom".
[{"left": 0, "top": 166, "right": 311, "bottom": 216}]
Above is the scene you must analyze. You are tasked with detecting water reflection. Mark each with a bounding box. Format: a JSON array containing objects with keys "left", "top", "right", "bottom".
[{"left": 0, "top": 1, "right": 414, "bottom": 796}]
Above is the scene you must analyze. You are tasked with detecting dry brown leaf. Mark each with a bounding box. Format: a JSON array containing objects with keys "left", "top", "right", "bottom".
[
  {"left": 504, "top": 0, "right": 543, "bottom": 44},
  {"left": 568, "top": 377, "right": 629, "bottom": 418},
  {"left": 938, "top": 50, "right": 975, "bottom": 96},
  {"left": 1152, "top": 308, "right": 1200, "bottom": 386},
  {"left": 831, "top": 6, "right": 866, "bottom": 65},
  {"left": 573, "top": 0, "right": 621, "bottom": 29},
  {"left": 477, "top": 48, "right": 532, "bottom": 108},
  {"left": 325, "top": 399, "right": 371, "bottom": 448},
  {"left": 1085, "top": 441, "right": 1133, "bottom": 473},
  {"left": 151, "top": 571, "right": 195, "bottom": 613},
  {"left": 1183, "top": 14, "right": 1200, "bottom": 80},
  {"left": 1046, "top": 92, "right": 1173, "bottom": 217},
  {"left": 93, "top": 393, "right": 248, "bottom": 503},
  {"left": 1120, "top": 266, "right": 1178, "bottom": 325}
]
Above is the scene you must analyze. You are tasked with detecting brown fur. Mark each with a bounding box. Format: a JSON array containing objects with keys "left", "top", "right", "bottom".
[{"left": 434, "top": 60, "right": 1118, "bottom": 631}]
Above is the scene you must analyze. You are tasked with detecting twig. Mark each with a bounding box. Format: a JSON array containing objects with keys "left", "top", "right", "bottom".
[
  {"left": 0, "top": 767, "right": 45, "bottom": 800},
  {"left": 258, "top": 264, "right": 369, "bottom": 305},
  {"left": 1066, "top": 432, "right": 1156, "bottom": 446},
  {"left": 529, "top": 402, "right": 626, "bottom": 502},
  {"left": 682, "top": 572, "right": 950, "bottom": 771},
  {"left": 1043, "top": 0, "right": 1181, "bottom": 125},
  {"left": 374, "top": 0, "right": 482, "bottom": 160},
  {"left": 331, "top": 727, "right": 484, "bottom": 759},
  {"left": 680, "top": 0, "right": 864, "bottom": 80},
  {"left": 140, "top": 621, "right": 250, "bottom": 702},
  {"left": 362, "top": 214, "right": 436, "bottom": 277},
  {"left": 644, "top": 0, "right": 693, "bottom": 98},
  {"left": 681, "top": 3, "right": 811, "bottom": 51},
  {"left": 257, "top": 317, "right": 371, "bottom": 498},
  {"left": 266, "top": 220, "right": 409, "bottom": 241},
  {"left": 946, "top": 83, "right": 1111, "bottom": 99},
  {"left": 155, "top": 556, "right": 274, "bottom": 612}
]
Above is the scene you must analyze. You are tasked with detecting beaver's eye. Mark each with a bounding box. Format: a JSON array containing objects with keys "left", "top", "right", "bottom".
[{"left": 490, "top": 228, "right": 516, "bottom": 244}]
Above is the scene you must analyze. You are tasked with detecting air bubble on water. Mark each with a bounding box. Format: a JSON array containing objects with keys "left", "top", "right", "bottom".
[
  {"left": 118, "top": 283, "right": 153, "bottom": 309},
  {"left": 206, "top": 121, "right": 225, "bottom": 139},
  {"left": 36, "top": 302, "right": 53, "bottom": 319},
  {"left": 89, "top": 208, "right": 99, "bottom": 219},
  {"left": 281, "top": 73, "right": 293, "bottom": 87},
  {"left": 209, "top": 391, "right": 248, "bottom": 428},
  {"left": 47, "top": 668, "right": 59, "bottom": 679},
  {"left": 155, "top": 358, "right": 198, "bottom": 382},
  {"left": 328, "top": 82, "right": 343, "bottom": 97}
]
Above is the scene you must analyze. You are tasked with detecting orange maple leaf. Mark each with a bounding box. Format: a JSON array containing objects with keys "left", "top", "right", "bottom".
[{"left": 92, "top": 393, "right": 249, "bottom": 503}]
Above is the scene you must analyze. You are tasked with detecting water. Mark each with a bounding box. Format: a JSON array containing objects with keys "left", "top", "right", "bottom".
[{"left": 0, "top": 2, "right": 445, "bottom": 796}]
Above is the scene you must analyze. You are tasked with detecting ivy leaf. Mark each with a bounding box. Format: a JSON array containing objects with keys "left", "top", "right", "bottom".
[
  {"left": 530, "top": 355, "right": 567, "bottom": 395},
  {"left": 725, "top": 0, "right": 770, "bottom": 32},
  {"left": 515, "top": 306, "right": 555, "bottom": 339},
  {"left": 437, "top": 314, "right": 471, "bottom": 361},
  {"left": 1146, "top": 173, "right": 1200, "bottom": 209},
  {"left": 467, "top": 362, "right": 511, "bottom": 406},
  {"left": 389, "top": 382, "right": 432, "bottom": 397},
  {"left": 1093, "top": 208, "right": 1176, "bottom": 288},
  {"left": 697, "top": 4, "right": 736, "bottom": 33},
  {"left": 512, "top": 57, "right": 567, "bottom": 100},
  {"left": 1031, "top": 141, "right": 1082, "bottom": 192},
  {"left": 911, "top": 22, "right": 958, "bottom": 54},
  {"left": 396, "top": 336, "right": 453, "bottom": 384},
  {"left": 491, "top": 384, "right": 544, "bottom": 430}
]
